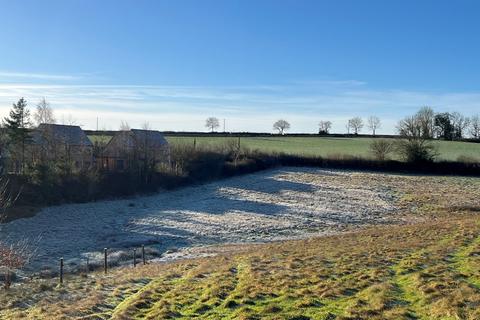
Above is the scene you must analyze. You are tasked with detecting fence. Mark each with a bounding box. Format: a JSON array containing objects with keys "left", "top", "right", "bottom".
[{"left": 33, "top": 244, "right": 160, "bottom": 286}]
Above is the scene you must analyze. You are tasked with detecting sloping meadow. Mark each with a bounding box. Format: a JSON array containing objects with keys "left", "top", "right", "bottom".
[{"left": 1, "top": 168, "right": 480, "bottom": 319}]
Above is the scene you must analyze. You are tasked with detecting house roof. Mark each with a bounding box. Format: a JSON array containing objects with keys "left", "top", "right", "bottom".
[
  {"left": 103, "top": 129, "right": 169, "bottom": 156},
  {"left": 130, "top": 129, "right": 169, "bottom": 147},
  {"left": 31, "top": 124, "right": 93, "bottom": 146}
]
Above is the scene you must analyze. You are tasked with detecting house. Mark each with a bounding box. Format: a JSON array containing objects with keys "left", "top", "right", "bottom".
[
  {"left": 100, "top": 129, "right": 170, "bottom": 171},
  {"left": 29, "top": 124, "right": 94, "bottom": 169}
]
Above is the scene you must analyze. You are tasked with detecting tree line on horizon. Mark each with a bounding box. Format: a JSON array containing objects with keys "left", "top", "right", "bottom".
[
  {"left": 1, "top": 98, "right": 479, "bottom": 141},
  {"left": 205, "top": 106, "right": 480, "bottom": 140}
]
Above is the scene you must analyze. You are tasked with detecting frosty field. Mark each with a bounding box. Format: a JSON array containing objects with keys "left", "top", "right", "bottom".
[
  {"left": 0, "top": 167, "right": 402, "bottom": 274},
  {"left": 1, "top": 167, "right": 480, "bottom": 319}
]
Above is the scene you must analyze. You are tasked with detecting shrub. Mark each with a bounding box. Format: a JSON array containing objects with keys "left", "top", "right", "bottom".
[
  {"left": 395, "top": 139, "right": 437, "bottom": 163},
  {"left": 396, "top": 114, "right": 438, "bottom": 163},
  {"left": 369, "top": 139, "right": 394, "bottom": 161},
  {"left": 0, "top": 179, "right": 34, "bottom": 289}
]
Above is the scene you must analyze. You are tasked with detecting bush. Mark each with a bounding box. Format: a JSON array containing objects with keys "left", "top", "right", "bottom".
[
  {"left": 395, "top": 139, "right": 437, "bottom": 163},
  {"left": 369, "top": 139, "right": 394, "bottom": 161},
  {"left": 0, "top": 179, "right": 34, "bottom": 289}
]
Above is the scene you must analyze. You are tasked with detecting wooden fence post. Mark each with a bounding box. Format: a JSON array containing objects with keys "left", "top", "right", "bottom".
[
  {"left": 133, "top": 248, "right": 137, "bottom": 268},
  {"left": 59, "top": 258, "right": 64, "bottom": 285},
  {"left": 104, "top": 248, "right": 108, "bottom": 274},
  {"left": 86, "top": 257, "right": 89, "bottom": 273},
  {"left": 142, "top": 245, "right": 146, "bottom": 265}
]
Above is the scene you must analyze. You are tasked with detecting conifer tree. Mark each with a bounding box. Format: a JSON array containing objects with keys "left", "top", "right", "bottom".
[{"left": 4, "top": 98, "right": 32, "bottom": 173}]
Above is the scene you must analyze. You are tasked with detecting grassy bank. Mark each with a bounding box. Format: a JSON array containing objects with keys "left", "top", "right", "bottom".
[{"left": 1, "top": 206, "right": 479, "bottom": 318}]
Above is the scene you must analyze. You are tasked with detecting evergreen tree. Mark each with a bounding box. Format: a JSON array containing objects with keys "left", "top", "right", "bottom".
[
  {"left": 434, "top": 113, "right": 454, "bottom": 140},
  {"left": 4, "top": 98, "right": 32, "bottom": 172}
]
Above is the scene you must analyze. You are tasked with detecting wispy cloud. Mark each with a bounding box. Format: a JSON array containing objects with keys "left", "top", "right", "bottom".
[
  {"left": 0, "top": 81, "right": 479, "bottom": 133},
  {"left": 0, "top": 71, "right": 81, "bottom": 81}
]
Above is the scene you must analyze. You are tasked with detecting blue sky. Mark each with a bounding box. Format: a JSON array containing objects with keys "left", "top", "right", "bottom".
[{"left": 1, "top": 0, "right": 480, "bottom": 133}]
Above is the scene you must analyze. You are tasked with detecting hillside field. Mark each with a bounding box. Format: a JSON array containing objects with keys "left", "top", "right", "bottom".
[
  {"left": 89, "top": 135, "right": 480, "bottom": 161},
  {"left": 1, "top": 169, "right": 480, "bottom": 319}
]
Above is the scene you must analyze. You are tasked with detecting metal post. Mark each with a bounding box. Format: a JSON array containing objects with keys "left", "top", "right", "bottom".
[
  {"left": 104, "top": 248, "right": 108, "bottom": 274},
  {"left": 59, "top": 258, "right": 64, "bottom": 284},
  {"left": 133, "top": 248, "right": 137, "bottom": 268},
  {"left": 142, "top": 245, "right": 146, "bottom": 265},
  {"left": 86, "top": 257, "right": 89, "bottom": 273}
]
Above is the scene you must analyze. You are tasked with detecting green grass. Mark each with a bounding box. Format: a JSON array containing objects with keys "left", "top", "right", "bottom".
[
  {"left": 4, "top": 216, "right": 479, "bottom": 320},
  {"left": 170, "top": 136, "right": 480, "bottom": 161},
  {"left": 88, "top": 134, "right": 112, "bottom": 144},
  {"left": 87, "top": 135, "right": 480, "bottom": 161},
  {"left": 166, "top": 136, "right": 480, "bottom": 161}
]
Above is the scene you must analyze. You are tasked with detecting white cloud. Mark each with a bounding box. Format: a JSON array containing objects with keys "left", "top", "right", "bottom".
[{"left": 0, "top": 71, "right": 80, "bottom": 81}]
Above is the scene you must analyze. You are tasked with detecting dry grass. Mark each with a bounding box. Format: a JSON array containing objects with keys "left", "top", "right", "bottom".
[{"left": 1, "top": 173, "right": 479, "bottom": 319}]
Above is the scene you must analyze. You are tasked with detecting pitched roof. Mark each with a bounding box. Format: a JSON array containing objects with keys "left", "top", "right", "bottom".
[
  {"left": 31, "top": 124, "right": 93, "bottom": 146},
  {"left": 103, "top": 129, "right": 168, "bottom": 156},
  {"left": 130, "top": 129, "right": 168, "bottom": 147}
]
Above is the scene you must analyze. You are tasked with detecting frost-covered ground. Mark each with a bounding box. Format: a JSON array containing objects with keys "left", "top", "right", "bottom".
[{"left": 0, "top": 167, "right": 401, "bottom": 274}]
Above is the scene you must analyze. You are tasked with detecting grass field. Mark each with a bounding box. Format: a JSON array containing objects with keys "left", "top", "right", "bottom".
[
  {"left": 167, "top": 136, "right": 480, "bottom": 161},
  {"left": 1, "top": 171, "right": 480, "bottom": 319},
  {"left": 89, "top": 135, "right": 480, "bottom": 161}
]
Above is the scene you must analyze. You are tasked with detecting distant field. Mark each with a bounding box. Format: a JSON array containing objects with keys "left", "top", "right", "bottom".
[
  {"left": 167, "top": 136, "right": 480, "bottom": 161},
  {"left": 88, "top": 135, "right": 480, "bottom": 161},
  {"left": 88, "top": 134, "right": 112, "bottom": 144}
]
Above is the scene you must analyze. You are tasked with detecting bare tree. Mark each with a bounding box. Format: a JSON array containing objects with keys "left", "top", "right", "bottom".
[
  {"left": 129, "top": 122, "right": 157, "bottom": 181},
  {"left": 273, "top": 119, "right": 290, "bottom": 135},
  {"left": 0, "top": 179, "right": 34, "bottom": 289},
  {"left": 33, "top": 97, "right": 55, "bottom": 125},
  {"left": 416, "top": 106, "right": 435, "bottom": 139},
  {"left": 367, "top": 116, "right": 381, "bottom": 136},
  {"left": 469, "top": 115, "right": 480, "bottom": 139},
  {"left": 0, "top": 179, "right": 11, "bottom": 218},
  {"left": 61, "top": 114, "right": 78, "bottom": 126},
  {"left": 0, "top": 124, "right": 8, "bottom": 174},
  {"left": 0, "top": 239, "right": 34, "bottom": 289},
  {"left": 396, "top": 115, "right": 437, "bottom": 162},
  {"left": 142, "top": 121, "right": 151, "bottom": 131},
  {"left": 205, "top": 117, "right": 220, "bottom": 132},
  {"left": 318, "top": 120, "right": 332, "bottom": 134},
  {"left": 450, "top": 112, "right": 470, "bottom": 139},
  {"left": 369, "top": 139, "right": 394, "bottom": 161},
  {"left": 348, "top": 117, "right": 364, "bottom": 135},
  {"left": 119, "top": 120, "right": 131, "bottom": 131}
]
